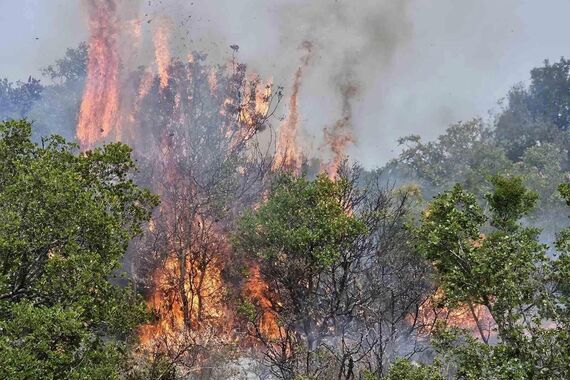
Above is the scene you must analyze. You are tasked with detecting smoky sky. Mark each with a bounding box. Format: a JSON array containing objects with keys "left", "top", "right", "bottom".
[{"left": 0, "top": 0, "right": 568, "bottom": 168}]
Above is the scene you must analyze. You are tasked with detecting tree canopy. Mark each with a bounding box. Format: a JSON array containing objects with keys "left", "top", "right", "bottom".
[
  {"left": 0, "top": 120, "right": 158, "bottom": 379},
  {"left": 411, "top": 176, "right": 570, "bottom": 379}
]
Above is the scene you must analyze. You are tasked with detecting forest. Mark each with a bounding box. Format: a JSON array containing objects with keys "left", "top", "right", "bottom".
[{"left": 1, "top": 6, "right": 570, "bottom": 380}]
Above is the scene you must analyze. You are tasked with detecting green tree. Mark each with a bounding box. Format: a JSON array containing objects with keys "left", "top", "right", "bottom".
[
  {"left": 0, "top": 120, "right": 158, "bottom": 379},
  {"left": 554, "top": 183, "right": 570, "bottom": 326},
  {"left": 233, "top": 173, "right": 366, "bottom": 379},
  {"left": 432, "top": 328, "right": 528, "bottom": 380},
  {"left": 31, "top": 43, "right": 88, "bottom": 140},
  {"left": 393, "top": 120, "right": 569, "bottom": 226},
  {"left": 0, "top": 77, "right": 43, "bottom": 120},
  {"left": 512, "top": 143, "right": 569, "bottom": 220},
  {"left": 495, "top": 58, "right": 570, "bottom": 162},
  {"left": 414, "top": 175, "right": 570, "bottom": 379},
  {"left": 41, "top": 43, "right": 88, "bottom": 84},
  {"left": 382, "top": 359, "right": 444, "bottom": 380},
  {"left": 393, "top": 119, "right": 512, "bottom": 197}
]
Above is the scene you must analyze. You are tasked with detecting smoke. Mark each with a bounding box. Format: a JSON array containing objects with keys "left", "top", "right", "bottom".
[
  {"left": 137, "top": 0, "right": 415, "bottom": 166},
  {"left": 276, "top": 0, "right": 414, "bottom": 172},
  {"left": 2, "top": 0, "right": 570, "bottom": 167}
]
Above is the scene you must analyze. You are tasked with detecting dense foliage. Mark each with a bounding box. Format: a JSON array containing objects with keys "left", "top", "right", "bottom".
[
  {"left": 392, "top": 59, "right": 570, "bottom": 225},
  {"left": 234, "top": 169, "right": 432, "bottom": 379},
  {"left": 0, "top": 120, "right": 158, "bottom": 379},
  {"left": 405, "top": 177, "right": 570, "bottom": 379}
]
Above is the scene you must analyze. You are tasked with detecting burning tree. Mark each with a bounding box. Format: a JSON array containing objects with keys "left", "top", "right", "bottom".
[
  {"left": 120, "top": 54, "right": 282, "bottom": 374},
  {"left": 233, "top": 164, "right": 433, "bottom": 379},
  {"left": 68, "top": 2, "right": 431, "bottom": 377},
  {"left": 234, "top": 170, "right": 366, "bottom": 379},
  {"left": 410, "top": 176, "right": 570, "bottom": 379}
]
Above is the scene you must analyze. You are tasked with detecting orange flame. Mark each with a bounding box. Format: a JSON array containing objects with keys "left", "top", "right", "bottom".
[
  {"left": 222, "top": 76, "right": 272, "bottom": 149},
  {"left": 74, "top": 6, "right": 282, "bottom": 353},
  {"left": 323, "top": 83, "right": 358, "bottom": 179},
  {"left": 273, "top": 41, "right": 313, "bottom": 175},
  {"left": 120, "top": 69, "right": 154, "bottom": 141},
  {"left": 243, "top": 265, "right": 283, "bottom": 339},
  {"left": 413, "top": 288, "right": 496, "bottom": 341},
  {"left": 76, "top": 0, "right": 120, "bottom": 148},
  {"left": 153, "top": 18, "right": 171, "bottom": 90},
  {"left": 238, "top": 77, "right": 272, "bottom": 127},
  {"left": 139, "top": 251, "right": 227, "bottom": 347},
  {"left": 208, "top": 67, "right": 218, "bottom": 92},
  {"left": 137, "top": 128, "right": 236, "bottom": 350}
]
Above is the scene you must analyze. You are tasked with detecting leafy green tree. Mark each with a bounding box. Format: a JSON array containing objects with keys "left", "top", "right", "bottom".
[
  {"left": 526, "top": 58, "right": 570, "bottom": 132},
  {"left": 432, "top": 328, "right": 529, "bottom": 380},
  {"left": 234, "top": 173, "right": 366, "bottom": 379},
  {"left": 554, "top": 183, "right": 570, "bottom": 326},
  {"left": 30, "top": 43, "right": 88, "bottom": 140},
  {"left": 393, "top": 120, "right": 569, "bottom": 227},
  {"left": 234, "top": 173, "right": 367, "bottom": 322},
  {"left": 495, "top": 58, "right": 570, "bottom": 161},
  {"left": 414, "top": 176, "right": 544, "bottom": 336},
  {"left": 414, "top": 175, "right": 570, "bottom": 379},
  {"left": 389, "top": 59, "right": 570, "bottom": 227},
  {"left": 41, "top": 43, "right": 88, "bottom": 84},
  {"left": 382, "top": 359, "right": 444, "bottom": 380},
  {"left": 0, "top": 120, "right": 158, "bottom": 379},
  {"left": 512, "top": 143, "right": 568, "bottom": 220},
  {"left": 393, "top": 119, "right": 512, "bottom": 197},
  {"left": 0, "top": 77, "right": 43, "bottom": 120},
  {"left": 236, "top": 173, "right": 365, "bottom": 269}
]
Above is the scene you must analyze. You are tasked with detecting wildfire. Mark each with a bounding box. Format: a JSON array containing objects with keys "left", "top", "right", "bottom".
[
  {"left": 238, "top": 78, "right": 272, "bottom": 127},
  {"left": 208, "top": 67, "right": 218, "bottom": 92},
  {"left": 414, "top": 288, "right": 496, "bottom": 342},
  {"left": 323, "top": 82, "right": 358, "bottom": 179},
  {"left": 118, "top": 69, "right": 154, "bottom": 142},
  {"left": 76, "top": 0, "right": 120, "bottom": 148},
  {"left": 153, "top": 18, "right": 171, "bottom": 90},
  {"left": 73, "top": 0, "right": 356, "bottom": 365},
  {"left": 273, "top": 41, "right": 313, "bottom": 175},
  {"left": 133, "top": 62, "right": 277, "bottom": 353},
  {"left": 243, "top": 265, "right": 282, "bottom": 339},
  {"left": 139, "top": 251, "right": 227, "bottom": 347},
  {"left": 219, "top": 73, "right": 273, "bottom": 150}
]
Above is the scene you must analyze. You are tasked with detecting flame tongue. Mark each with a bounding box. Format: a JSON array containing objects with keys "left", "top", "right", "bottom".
[
  {"left": 76, "top": 0, "right": 120, "bottom": 149},
  {"left": 153, "top": 18, "right": 171, "bottom": 90},
  {"left": 324, "top": 82, "right": 358, "bottom": 179},
  {"left": 273, "top": 41, "right": 313, "bottom": 174},
  {"left": 243, "top": 265, "right": 282, "bottom": 339}
]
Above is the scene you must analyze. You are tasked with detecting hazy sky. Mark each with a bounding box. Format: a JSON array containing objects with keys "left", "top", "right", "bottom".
[{"left": 0, "top": 0, "right": 568, "bottom": 167}]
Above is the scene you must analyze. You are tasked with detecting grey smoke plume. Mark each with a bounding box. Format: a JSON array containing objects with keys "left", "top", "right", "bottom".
[
  {"left": 153, "top": 0, "right": 415, "bottom": 163},
  {"left": 1, "top": 0, "right": 569, "bottom": 167}
]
